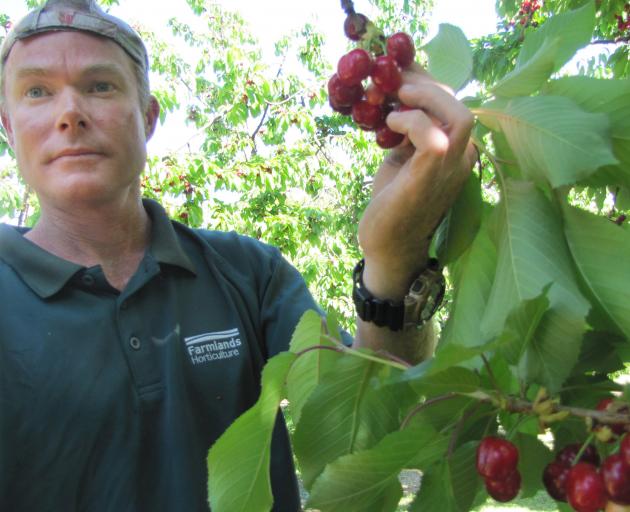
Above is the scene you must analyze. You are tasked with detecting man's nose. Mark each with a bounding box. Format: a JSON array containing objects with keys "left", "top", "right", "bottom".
[{"left": 55, "top": 88, "right": 88, "bottom": 132}]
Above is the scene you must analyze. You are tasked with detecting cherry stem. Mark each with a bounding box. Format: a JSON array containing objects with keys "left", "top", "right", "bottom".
[
  {"left": 294, "top": 336, "right": 410, "bottom": 372},
  {"left": 400, "top": 393, "right": 459, "bottom": 430},
  {"left": 340, "top": 0, "right": 355, "bottom": 15},
  {"left": 447, "top": 403, "right": 482, "bottom": 458},
  {"left": 573, "top": 433, "right": 596, "bottom": 466},
  {"left": 294, "top": 344, "right": 346, "bottom": 358}
]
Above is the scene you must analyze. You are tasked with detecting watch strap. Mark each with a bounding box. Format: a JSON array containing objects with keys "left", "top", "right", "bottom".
[{"left": 352, "top": 258, "right": 445, "bottom": 331}]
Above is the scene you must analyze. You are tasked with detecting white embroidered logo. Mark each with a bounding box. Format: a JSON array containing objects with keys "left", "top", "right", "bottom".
[{"left": 184, "top": 328, "right": 242, "bottom": 365}]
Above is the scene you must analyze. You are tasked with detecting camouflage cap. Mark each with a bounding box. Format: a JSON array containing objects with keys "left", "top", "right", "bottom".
[{"left": 0, "top": 0, "right": 148, "bottom": 71}]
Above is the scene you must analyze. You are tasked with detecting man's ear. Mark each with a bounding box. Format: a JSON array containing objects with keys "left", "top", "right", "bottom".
[
  {"left": 1, "top": 108, "right": 15, "bottom": 149},
  {"left": 144, "top": 96, "right": 160, "bottom": 141}
]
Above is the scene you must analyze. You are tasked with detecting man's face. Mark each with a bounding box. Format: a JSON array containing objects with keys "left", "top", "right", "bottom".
[{"left": 1, "top": 30, "right": 158, "bottom": 209}]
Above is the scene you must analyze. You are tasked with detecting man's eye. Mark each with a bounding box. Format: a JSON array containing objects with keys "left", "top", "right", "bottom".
[
  {"left": 92, "top": 82, "right": 114, "bottom": 93},
  {"left": 25, "top": 87, "right": 46, "bottom": 98}
]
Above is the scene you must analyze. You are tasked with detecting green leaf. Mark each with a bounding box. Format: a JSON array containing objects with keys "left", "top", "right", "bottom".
[
  {"left": 422, "top": 24, "right": 472, "bottom": 91},
  {"left": 439, "top": 215, "right": 497, "bottom": 351},
  {"left": 516, "top": 1, "right": 595, "bottom": 72},
  {"left": 287, "top": 310, "right": 342, "bottom": 425},
  {"left": 293, "top": 354, "right": 407, "bottom": 489},
  {"left": 563, "top": 204, "right": 630, "bottom": 339},
  {"left": 477, "top": 96, "right": 617, "bottom": 188},
  {"left": 433, "top": 171, "right": 483, "bottom": 266},
  {"left": 481, "top": 180, "right": 589, "bottom": 390},
  {"left": 493, "top": 37, "right": 561, "bottom": 97},
  {"left": 207, "top": 351, "right": 296, "bottom": 512},
  {"left": 407, "top": 366, "right": 481, "bottom": 396},
  {"left": 497, "top": 285, "right": 550, "bottom": 367},
  {"left": 306, "top": 422, "right": 448, "bottom": 512},
  {"left": 410, "top": 442, "right": 480, "bottom": 512},
  {"left": 543, "top": 77, "right": 630, "bottom": 189}
]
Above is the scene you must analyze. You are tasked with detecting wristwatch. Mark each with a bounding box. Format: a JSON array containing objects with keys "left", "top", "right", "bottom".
[{"left": 352, "top": 258, "right": 446, "bottom": 331}]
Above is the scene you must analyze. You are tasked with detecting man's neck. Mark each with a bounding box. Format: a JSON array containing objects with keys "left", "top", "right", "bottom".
[{"left": 25, "top": 195, "right": 152, "bottom": 291}]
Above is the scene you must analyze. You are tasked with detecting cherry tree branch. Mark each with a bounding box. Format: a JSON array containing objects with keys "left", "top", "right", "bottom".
[{"left": 590, "top": 36, "right": 630, "bottom": 45}]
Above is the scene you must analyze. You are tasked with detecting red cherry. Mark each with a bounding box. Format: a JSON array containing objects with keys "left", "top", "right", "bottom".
[
  {"left": 343, "top": 12, "right": 369, "bottom": 41},
  {"left": 351, "top": 100, "right": 384, "bottom": 131},
  {"left": 375, "top": 125, "right": 404, "bottom": 149},
  {"left": 476, "top": 437, "right": 519, "bottom": 481},
  {"left": 365, "top": 83, "right": 386, "bottom": 106},
  {"left": 328, "top": 96, "right": 352, "bottom": 115},
  {"left": 543, "top": 461, "right": 570, "bottom": 502},
  {"left": 566, "top": 463, "right": 608, "bottom": 512},
  {"left": 327, "top": 74, "right": 364, "bottom": 107},
  {"left": 386, "top": 32, "right": 415, "bottom": 69},
  {"left": 370, "top": 55, "right": 402, "bottom": 94},
  {"left": 557, "top": 444, "right": 601, "bottom": 468},
  {"left": 485, "top": 470, "right": 521, "bottom": 502},
  {"left": 602, "top": 454, "right": 630, "bottom": 505},
  {"left": 620, "top": 435, "right": 630, "bottom": 466},
  {"left": 337, "top": 49, "right": 373, "bottom": 86}
]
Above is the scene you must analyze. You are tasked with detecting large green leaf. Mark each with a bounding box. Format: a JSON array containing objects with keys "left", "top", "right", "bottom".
[
  {"left": 207, "top": 351, "right": 296, "bottom": 512},
  {"left": 544, "top": 77, "right": 630, "bottom": 188},
  {"left": 563, "top": 204, "right": 630, "bottom": 339},
  {"left": 492, "top": 37, "right": 561, "bottom": 98},
  {"left": 287, "top": 310, "right": 342, "bottom": 424},
  {"left": 293, "top": 354, "right": 408, "bottom": 489},
  {"left": 477, "top": 97, "right": 618, "bottom": 188},
  {"left": 306, "top": 422, "right": 448, "bottom": 512},
  {"left": 407, "top": 366, "right": 481, "bottom": 396},
  {"left": 480, "top": 179, "right": 589, "bottom": 390},
  {"left": 516, "top": 1, "right": 595, "bottom": 72},
  {"left": 433, "top": 171, "right": 483, "bottom": 266},
  {"left": 439, "top": 214, "right": 497, "bottom": 351},
  {"left": 410, "top": 442, "right": 480, "bottom": 512},
  {"left": 422, "top": 24, "right": 472, "bottom": 91}
]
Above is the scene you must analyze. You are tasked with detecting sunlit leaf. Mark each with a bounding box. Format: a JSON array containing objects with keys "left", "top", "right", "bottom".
[
  {"left": 477, "top": 97, "right": 617, "bottom": 188},
  {"left": 422, "top": 23, "right": 473, "bottom": 91}
]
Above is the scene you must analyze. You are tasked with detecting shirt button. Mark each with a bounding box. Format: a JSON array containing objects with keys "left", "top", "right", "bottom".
[
  {"left": 129, "top": 336, "right": 141, "bottom": 350},
  {"left": 121, "top": 300, "right": 129, "bottom": 310},
  {"left": 81, "top": 274, "right": 95, "bottom": 286}
]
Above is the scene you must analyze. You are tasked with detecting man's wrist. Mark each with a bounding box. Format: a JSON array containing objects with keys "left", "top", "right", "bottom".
[
  {"left": 360, "top": 255, "right": 429, "bottom": 300},
  {"left": 352, "top": 256, "right": 445, "bottom": 332}
]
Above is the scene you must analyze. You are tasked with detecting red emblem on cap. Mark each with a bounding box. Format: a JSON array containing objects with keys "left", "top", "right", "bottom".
[{"left": 58, "top": 11, "right": 76, "bottom": 25}]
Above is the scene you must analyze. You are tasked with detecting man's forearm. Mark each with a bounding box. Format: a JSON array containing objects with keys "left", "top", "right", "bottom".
[
  {"left": 353, "top": 318, "right": 436, "bottom": 366},
  {"left": 351, "top": 253, "right": 439, "bottom": 366}
]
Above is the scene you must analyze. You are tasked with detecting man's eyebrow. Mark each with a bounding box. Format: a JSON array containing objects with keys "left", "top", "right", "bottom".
[{"left": 14, "top": 63, "right": 128, "bottom": 80}]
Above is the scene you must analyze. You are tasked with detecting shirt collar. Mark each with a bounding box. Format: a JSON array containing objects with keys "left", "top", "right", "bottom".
[{"left": 0, "top": 198, "right": 196, "bottom": 299}]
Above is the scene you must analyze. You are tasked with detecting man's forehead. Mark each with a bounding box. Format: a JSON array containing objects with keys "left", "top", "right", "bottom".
[{"left": 5, "top": 31, "right": 134, "bottom": 76}]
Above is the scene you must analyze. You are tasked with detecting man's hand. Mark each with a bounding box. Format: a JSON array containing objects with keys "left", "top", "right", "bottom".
[{"left": 358, "top": 63, "right": 477, "bottom": 300}]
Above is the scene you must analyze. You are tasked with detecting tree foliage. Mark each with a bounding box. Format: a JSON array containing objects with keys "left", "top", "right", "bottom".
[{"left": 1, "top": 0, "right": 630, "bottom": 510}]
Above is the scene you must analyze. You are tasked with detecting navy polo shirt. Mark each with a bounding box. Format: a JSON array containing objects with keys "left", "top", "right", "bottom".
[{"left": 0, "top": 199, "right": 321, "bottom": 511}]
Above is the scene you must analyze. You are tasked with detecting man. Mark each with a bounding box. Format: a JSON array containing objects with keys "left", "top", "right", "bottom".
[{"left": 0, "top": 0, "right": 475, "bottom": 510}]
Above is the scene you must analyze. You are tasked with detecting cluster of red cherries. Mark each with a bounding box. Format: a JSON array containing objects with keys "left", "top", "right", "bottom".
[
  {"left": 476, "top": 397, "right": 630, "bottom": 511},
  {"left": 509, "top": 0, "right": 542, "bottom": 27},
  {"left": 327, "top": 11, "right": 416, "bottom": 149},
  {"left": 476, "top": 436, "right": 522, "bottom": 503},
  {"left": 614, "top": 4, "right": 630, "bottom": 34}
]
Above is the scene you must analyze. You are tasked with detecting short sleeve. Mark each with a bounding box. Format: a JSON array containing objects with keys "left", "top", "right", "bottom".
[{"left": 260, "top": 251, "right": 353, "bottom": 357}]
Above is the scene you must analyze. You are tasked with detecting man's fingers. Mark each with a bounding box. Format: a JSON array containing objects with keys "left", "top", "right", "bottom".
[
  {"left": 386, "top": 109, "right": 450, "bottom": 158},
  {"left": 397, "top": 81, "right": 473, "bottom": 152}
]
